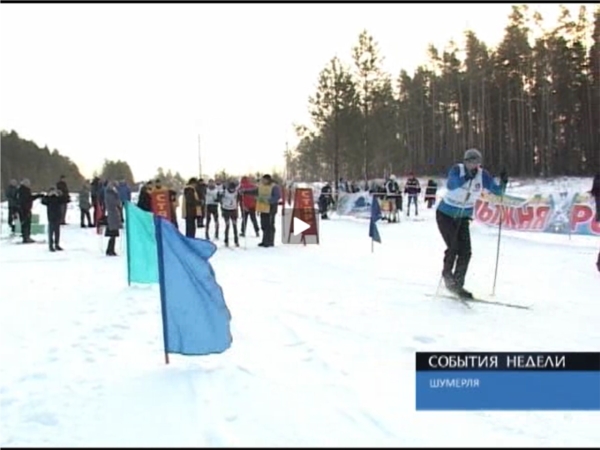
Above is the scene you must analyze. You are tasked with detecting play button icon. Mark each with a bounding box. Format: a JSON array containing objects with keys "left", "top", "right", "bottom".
[{"left": 293, "top": 217, "right": 310, "bottom": 236}]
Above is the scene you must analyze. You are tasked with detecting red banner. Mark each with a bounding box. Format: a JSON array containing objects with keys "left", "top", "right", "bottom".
[
  {"left": 151, "top": 188, "right": 172, "bottom": 221},
  {"left": 290, "top": 187, "right": 319, "bottom": 244}
]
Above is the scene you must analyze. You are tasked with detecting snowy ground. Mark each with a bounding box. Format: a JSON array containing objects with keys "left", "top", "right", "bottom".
[{"left": 1, "top": 186, "right": 599, "bottom": 447}]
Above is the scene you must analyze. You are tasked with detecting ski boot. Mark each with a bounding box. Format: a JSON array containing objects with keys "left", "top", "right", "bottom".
[{"left": 454, "top": 286, "right": 473, "bottom": 299}]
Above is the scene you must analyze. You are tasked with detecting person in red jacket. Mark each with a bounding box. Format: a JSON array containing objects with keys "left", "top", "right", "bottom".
[{"left": 238, "top": 176, "right": 260, "bottom": 237}]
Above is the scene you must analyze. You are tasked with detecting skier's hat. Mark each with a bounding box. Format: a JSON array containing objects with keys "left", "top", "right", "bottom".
[{"left": 464, "top": 148, "right": 482, "bottom": 164}]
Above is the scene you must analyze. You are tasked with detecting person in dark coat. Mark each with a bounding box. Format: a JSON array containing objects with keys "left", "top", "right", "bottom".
[
  {"left": 195, "top": 178, "right": 207, "bottom": 228},
  {"left": 90, "top": 177, "right": 100, "bottom": 225},
  {"left": 424, "top": 179, "right": 438, "bottom": 209},
  {"left": 182, "top": 178, "right": 201, "bottom": 238},
  {"left": 6, "top": 179, "right": 19, "bottom": 233},
  {"left": 591, "top": 173, "right": 600, "bottom": 272},
  {"left": 56, "top": 175, "right": 70, "bottom": 225},
  {"left": 137, "top": 181, "right": 153, "bottom": 212},
  {"left": 41, "top": 187, "right": 69, "bottom": 251},
  {"left": 104, "top": 181, "right": 123, "bottom": 256},
  {"left": 17, "top": 178, "right": 44, "bottom": 243},
  {"left": 318, "top": 182, "right": 334, "bottom": 219},
  {"left": 169, "top": 187, "right": 179, "bottom": 229}
]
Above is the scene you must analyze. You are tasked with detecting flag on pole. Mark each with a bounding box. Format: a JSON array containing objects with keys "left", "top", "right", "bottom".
[
  {"left": 124, "top": 202, "right": 232, "bottom": 357},
  {"left": 125, "top": 201, "right": 158, "bottom": 284},
  {"left": 369, "top": 196, "right": 382, "bottom": 244},
  {"left": 155, "top": 216, "right": 232, "bottom": 356}
]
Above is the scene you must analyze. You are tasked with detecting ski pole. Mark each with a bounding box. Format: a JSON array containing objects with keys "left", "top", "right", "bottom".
[{"left": 491, "top": 194, "right": 504, "bottom": 297}]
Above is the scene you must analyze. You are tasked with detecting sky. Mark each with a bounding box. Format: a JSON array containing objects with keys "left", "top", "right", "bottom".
[{"left": 0, "top": 3, "right": 594, "bottom": 181}]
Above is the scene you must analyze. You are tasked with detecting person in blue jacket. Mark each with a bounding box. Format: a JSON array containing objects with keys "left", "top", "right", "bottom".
[{"left": 436, "top": 148, "right": 508, "bottom": 299}]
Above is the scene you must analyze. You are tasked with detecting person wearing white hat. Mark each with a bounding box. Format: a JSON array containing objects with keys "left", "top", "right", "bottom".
[{"left": 436, "top": 149, "right": 508, "bottom": 299}]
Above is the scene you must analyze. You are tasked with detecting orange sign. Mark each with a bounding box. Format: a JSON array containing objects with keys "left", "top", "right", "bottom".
[
  {"left": 290, "top": 187, "right": 319, "bottom": 244},
  {"left": 151, "top": 188, "right": 172, "bottom": 221}
]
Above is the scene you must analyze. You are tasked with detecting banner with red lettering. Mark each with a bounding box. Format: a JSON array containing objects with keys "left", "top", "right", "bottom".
[
  {"left": 150, "top": 188, "right": 173, "bottom": 221},
  {"left": 290, "top": 187, "right": 319, "bottom": 243},
  {"left": 474, "top": 192, "right": 599, "bottom": 236}
]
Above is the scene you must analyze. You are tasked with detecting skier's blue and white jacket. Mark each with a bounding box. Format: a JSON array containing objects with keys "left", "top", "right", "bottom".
[{"left": 437, "top": 163, "right": 504, "bottom": 219}]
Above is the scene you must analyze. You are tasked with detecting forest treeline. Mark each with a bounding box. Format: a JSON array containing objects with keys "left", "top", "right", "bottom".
[
  {"left": 1, "top": 130, "right": 86, "bottom": 198},
  {"left": 286, "top": 5, "right": 600, "bottom": 184},
  {"left": 1, "top": 129, "right": 285, "bottom": 201}
]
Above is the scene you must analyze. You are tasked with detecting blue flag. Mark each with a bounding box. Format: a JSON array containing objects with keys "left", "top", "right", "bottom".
[
  {"left": 369, "top": 196, "right": 382, "bottom": 244},
  {"left": 154, "top": 216, "right": 232, "bottom": 356},
  {"left": 125, "top": 202, "right": 159, "bottom": 284}
]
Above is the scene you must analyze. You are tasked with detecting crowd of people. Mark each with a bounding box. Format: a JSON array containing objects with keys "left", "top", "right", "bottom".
[
  {"left": 4, "top": 166, "right": 599, "bottom": 273},
  {"left": 137, "top": 174, "right": 281, "bottom": 248},
  {"left": 314, "top": 174, "right": 439, "bottom": 222}
]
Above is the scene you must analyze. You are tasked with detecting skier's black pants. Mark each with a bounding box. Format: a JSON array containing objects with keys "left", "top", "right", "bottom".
[
  {"left": 48, "top": 220, "right": 61, "bottom": 249},
  {"left": 436, "top": 209, "right": 472, "bottom": 287},
  {"left": 260, "top": 212, "right": 276, "bottom": 246},
  {"left": 205, "top": 205, "right": 219, "bottom": 237},
  {"left": 242, "top": 209, "right": 259, "bottom": 235},
  {"left": 185, "top": 217, "right": 196, "bottom": 238}
]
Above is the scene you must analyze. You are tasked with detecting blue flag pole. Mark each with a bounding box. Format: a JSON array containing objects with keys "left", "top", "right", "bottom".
[{"left": 154, "top": 216, "right": 170, "bottom": 365}]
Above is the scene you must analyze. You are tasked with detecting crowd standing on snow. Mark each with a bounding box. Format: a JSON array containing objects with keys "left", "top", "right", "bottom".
[{"left": 4, "top": 158, "right": 599, "bottom": 274}]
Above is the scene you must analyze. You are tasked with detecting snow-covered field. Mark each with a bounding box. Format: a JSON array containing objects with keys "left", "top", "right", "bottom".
[{"left": 0, "top": 180, "right": 599, "bottom": 447}]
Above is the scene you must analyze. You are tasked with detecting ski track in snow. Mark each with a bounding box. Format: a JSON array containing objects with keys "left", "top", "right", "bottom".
[{"left": 0, "top": 196, "right": 599, "bottom": 447}]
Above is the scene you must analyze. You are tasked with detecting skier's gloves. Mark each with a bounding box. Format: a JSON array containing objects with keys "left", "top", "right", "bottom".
[{"left": 464, "top": 167, "right": 478, "bottom": 181}]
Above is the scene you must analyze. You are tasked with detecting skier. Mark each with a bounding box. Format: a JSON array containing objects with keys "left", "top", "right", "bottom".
[
  {"left": 436, "top": 148, "right": 508, "bottom": 299},
  {"left": 404, "top": 172, "right": 421, "bottom": 217},
  {"left": 204, "top": 179, "right": 221, "bottom": 240},
  {"left": 220, "top": 181, "right": 240, "bottom": 247}
]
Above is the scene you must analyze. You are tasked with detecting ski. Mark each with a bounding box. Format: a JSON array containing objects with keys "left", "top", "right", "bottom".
[
  {"left": 465, "top": 296, "right": 532, "bottom": 310},
  {"left": 426, "top": 293, "right": 471, "bottom": 308},
  {"left": 426, "top": 293, "right": 531, "bottom": 310}
]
